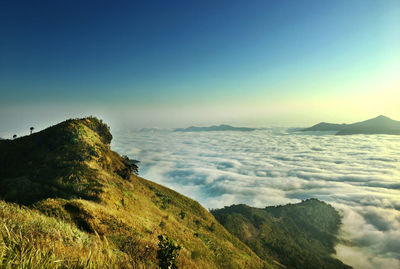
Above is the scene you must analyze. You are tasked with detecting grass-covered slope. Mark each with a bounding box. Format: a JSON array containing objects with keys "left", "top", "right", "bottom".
[
  {"left": 0, "top": 117, "right": 269, "bottom": 268},
  {"left": 212, "top": 199, "right": 352, "bottom": 269}
]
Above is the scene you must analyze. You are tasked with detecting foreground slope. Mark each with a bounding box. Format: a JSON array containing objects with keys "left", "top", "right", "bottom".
[
  {"left": 0, "top": 117, "right": 269, "bottom": 268},
  {"left": 212, "top": 199, "right": 352, "bottom": 269},
  {"left": 302, "top": 115, "right": 400, "bottom": 135}
]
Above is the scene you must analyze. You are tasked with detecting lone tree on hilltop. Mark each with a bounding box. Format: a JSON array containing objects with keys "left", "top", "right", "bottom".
[
  {"left": 13, "top": 134, "right": 17, "bottom": 139},
  {"left": 30, "top": 127, "right": 34, "bottom": 134}
]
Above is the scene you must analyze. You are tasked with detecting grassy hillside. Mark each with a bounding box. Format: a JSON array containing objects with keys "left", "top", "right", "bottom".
[
  {"left": 212, "top": 199, "right": 352, "bottom": 269},
  {"left": 0, "top": 117, "right": 270, "bottom": 268}
]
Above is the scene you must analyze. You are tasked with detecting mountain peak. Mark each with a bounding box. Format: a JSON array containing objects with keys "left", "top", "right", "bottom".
[
  {"left": 0, "top": 116, "right": 127, "bottom": 204},
  {"left": 373, "top": 115, "right": 392, "bottom": 121},
  {"left": 57, "top": 116, "right": 113, "bottom": 145}
]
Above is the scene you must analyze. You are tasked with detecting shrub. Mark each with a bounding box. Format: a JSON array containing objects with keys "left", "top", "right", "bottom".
[
  {"left": 179, "top": 210, "right": 186, "bottom": 220},
  {"left": 156, "top": 235, "right": 181, "bottom": 269},
  {"left": 117, "top": 156, "right": 139, "bottom": 180}
]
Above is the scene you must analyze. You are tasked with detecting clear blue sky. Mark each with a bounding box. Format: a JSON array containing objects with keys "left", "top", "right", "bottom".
[{"left": 0, "top": 0, "right": 399, "bottom": 135}]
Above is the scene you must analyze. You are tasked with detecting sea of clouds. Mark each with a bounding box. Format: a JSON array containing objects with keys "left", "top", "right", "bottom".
[{"left": 112, "top": 128, "right": 400, "bottom": 269}]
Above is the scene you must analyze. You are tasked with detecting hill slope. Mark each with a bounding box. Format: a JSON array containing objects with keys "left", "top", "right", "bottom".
[
  {"left": 0, "top": 117, "right": 269, "bottom": 268},
  {"left": 302, "top": 115, "right": 400, "bottom": 135},
  {"left": 212, "top": 199, "right": 352, "bottom": 269}
]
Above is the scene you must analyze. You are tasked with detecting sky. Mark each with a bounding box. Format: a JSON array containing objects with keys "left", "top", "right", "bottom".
[{"left": 1, "top": 0, "right": 400, "bottom": 135}]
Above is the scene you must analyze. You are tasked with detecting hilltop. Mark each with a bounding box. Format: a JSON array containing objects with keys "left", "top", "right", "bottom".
[
  {"left": 0, "top": 117, "right": 350, "bottom": 268},
  {"left": 302, "top": 115, "right": 400, "bottom": 135},
  {"left": 174, "top": 124, "right": 256, "bottom": 132},
  {"left": 0, "top": 117, "right": 267, "bottom": 268},
  {"left": 212, "top": 199, "right": 351, "bottom": 269}
]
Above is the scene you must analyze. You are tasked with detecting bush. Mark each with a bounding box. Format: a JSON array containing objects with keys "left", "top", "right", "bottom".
[
  {"left": 117, "top": 156, "right": 139, "bottom": 180},
  {"left": 179, "top": 210, "right": 186, "bottom": 220},
  {"left": 156, "top": 235, "right": 181, "bottom": 269}
]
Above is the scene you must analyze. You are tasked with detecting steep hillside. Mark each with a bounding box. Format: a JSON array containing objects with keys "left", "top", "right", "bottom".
[
  {"left": 212, "top": 199, "right": 352, "bottom": 269},
  {"left": 0, "top": 117, "right": 269, "bottom": 268}
]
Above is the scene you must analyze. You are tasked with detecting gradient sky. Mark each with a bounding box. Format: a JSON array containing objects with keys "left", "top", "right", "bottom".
[{"left": 0, "top": 0, "right": 399, "bottom": 135}]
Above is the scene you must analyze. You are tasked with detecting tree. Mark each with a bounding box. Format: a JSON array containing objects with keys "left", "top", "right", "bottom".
[
  {"left": 157, "top": 235, "right": 181, "bottom": 269},
  {"left": 115, "top": 155, "right": 140, "bottom": 180},
  {"left": 30, "top": 127, "right": 34, "bottom": 134},
  {"left": 13, "top": 134, "right": 17, "bottom": 139}
]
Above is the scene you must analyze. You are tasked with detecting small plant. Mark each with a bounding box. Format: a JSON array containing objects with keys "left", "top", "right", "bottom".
[
  {"left": 112, "top": 234, "right": 153, "bottom": 268},
  {"left": 159, "top": 221, "right": 166, "bottom": 228},
  {"left": 179, "top": 210, "right": 186, "bottom": 219},
  {"left": 157, "top": 235, "right": 181, "bottom": 269},
  {"left": 208, "top": 222, "right": 216, "bottom": 232}
]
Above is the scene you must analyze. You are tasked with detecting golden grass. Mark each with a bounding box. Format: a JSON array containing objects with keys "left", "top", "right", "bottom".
[{"left": 0, "top": 117, "right": 274, "bottom": 268}]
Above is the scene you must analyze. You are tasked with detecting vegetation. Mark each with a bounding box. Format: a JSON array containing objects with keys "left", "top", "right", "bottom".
[
  {"left": 0, "top": 117, "right": 270, "bottom": 268},
  {"left": 212, "top": 199, "right": 352, "bottom": 269},
  {"left": 0, "top": 200, "right": 124, "bottom": 268},
  {"left": 120, "top": 155, "right": 139, "bottom": 178},
  {"left": 157, "top": 235, "right": 181, "bottom": 269}
]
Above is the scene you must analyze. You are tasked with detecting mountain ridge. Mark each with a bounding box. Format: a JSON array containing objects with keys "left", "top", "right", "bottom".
[{"left": 302, "top": 115, "right": 400, "bottom": 135}]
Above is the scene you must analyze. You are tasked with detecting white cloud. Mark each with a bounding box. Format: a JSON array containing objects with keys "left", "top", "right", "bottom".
[{"left": 112, "top": 129, "right": 400, "bottom": 269}]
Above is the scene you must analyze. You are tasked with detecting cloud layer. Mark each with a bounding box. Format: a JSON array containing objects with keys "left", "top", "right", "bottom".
[{"left": 112, "top": 128, "right": 400, "bottom": 269}]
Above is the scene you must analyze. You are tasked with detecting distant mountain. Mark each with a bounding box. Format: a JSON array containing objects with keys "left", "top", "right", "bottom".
[
  {"left": 174, "top": 124, "right": 256, "bottom": 132},
  {"left": 139, "top": 127, "right": 163, "bottom": 132},
  {"left": 302, "top": 122, "right": 348, "bottom": 132},
  {"left": 303, "top": 115, "right": 400, "bottom": 135},
  {"left": 212, "top": 199, "right": 352, "bottom": 269}
]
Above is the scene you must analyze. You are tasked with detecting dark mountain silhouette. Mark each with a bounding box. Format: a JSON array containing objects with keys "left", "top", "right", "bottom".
[
  {"left": 303, "top": 115, "right": 400, "bottom": 135},
  {"left": 174, "top": 124, "right": 256, "bottom": 132}
]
